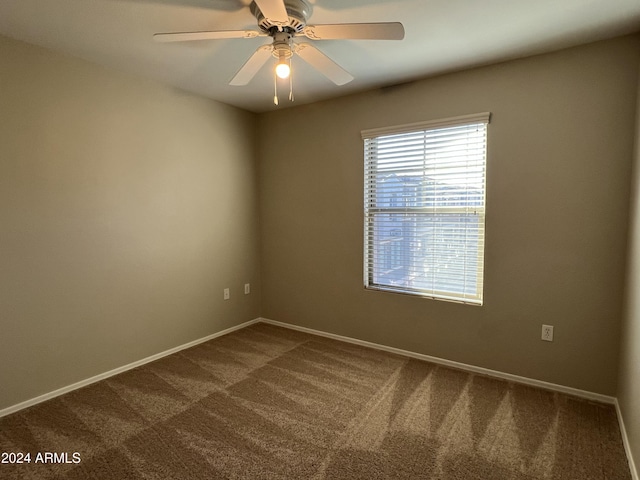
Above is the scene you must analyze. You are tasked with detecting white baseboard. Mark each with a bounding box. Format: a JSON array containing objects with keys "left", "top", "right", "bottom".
[
  {"left": 616, "top": 399, "right": 639, "bottom": 480},
  {"left": 0, "top": 318, "right": 261, "bottom": 418},
  {"left": 259, "top": 318, "right": 616, "bottom": 405}
]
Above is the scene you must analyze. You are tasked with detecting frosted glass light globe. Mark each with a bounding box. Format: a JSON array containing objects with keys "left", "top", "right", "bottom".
[{"left": 276, "top": 62, "right": 290, "bottom": 79}]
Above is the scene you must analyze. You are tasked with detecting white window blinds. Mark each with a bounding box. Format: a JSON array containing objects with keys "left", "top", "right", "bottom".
[{"left": 362, "top": 113, "right": 490, "bottom": 305}]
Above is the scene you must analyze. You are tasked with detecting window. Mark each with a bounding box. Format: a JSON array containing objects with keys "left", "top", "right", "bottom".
[{"left": 362, "top": 113, "right": 490, "bottom": 305}]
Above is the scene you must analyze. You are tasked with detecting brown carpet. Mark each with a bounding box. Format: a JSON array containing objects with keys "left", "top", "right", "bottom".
[{"left": 0, "top": 322, "right": 631, "bottom": 479}]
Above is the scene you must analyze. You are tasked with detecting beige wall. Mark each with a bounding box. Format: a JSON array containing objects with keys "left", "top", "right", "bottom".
[
  {"left": 258, "top": 35, "right": 640, "bottom": 395},
  {"left": 619, "top": 63, "right": 640, "bottom": 477},
  {"left": 2, "top": 28, "right": 639, "bottom": 418},
  {"left": 0, "top": 35, "right": 261, "bottom": 410}
]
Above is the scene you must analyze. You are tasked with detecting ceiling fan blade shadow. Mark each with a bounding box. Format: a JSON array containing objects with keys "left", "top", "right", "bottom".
[
  {"left": 229, "top": 44, "right": 273, "bottom": 85},
  {"left": 111, "top": 0, "right": 245, "bottom": 12},
  {"left": 253, "top": 0, "right": 289, "bottom": 24},
  {"left": 295, "top": 43, "right": 353, "bottom": 86},
  {"left": 303, "top": 22, "right": 404, "bottom": 40},
  {"left": 154, "top": 30, "right": 263, "bottom": 42}
]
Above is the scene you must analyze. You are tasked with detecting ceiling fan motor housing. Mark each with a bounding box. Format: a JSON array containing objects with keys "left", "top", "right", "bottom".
[{"left": 250, "top": 0, "right": 311, "bottom": 34}]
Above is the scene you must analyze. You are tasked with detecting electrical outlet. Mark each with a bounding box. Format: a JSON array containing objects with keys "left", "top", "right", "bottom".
[
  {"left": 541, "top": 324, "right": 554, "bottom": 342},
  {"left": 223, "top": 288, "right": 230, "bottom": 300},
  {"left": 244, "top": 283, "right": 250, "bottom": 295}
]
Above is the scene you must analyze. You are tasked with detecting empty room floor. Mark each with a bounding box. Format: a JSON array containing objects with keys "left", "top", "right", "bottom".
[{"left": 0, "top": 323, "right": 631, "bottom": 479}]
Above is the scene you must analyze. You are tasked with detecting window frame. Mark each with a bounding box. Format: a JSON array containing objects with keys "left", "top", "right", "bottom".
[{"left": 362, "top": 112, "right": 491, "bottom": 305}]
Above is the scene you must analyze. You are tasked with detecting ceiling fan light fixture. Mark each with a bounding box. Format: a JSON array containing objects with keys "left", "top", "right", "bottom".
[
  {"left": 275, "top": 57, "right": 290, "bottom": 79},
  {"left": 273, "top": 31, "right": 293, "bottom": 79}
]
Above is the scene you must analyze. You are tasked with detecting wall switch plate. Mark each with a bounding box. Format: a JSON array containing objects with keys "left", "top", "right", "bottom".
[
  {"left": 541, "top": 324, "right": 554, "bottom": 342},
  {"left": 223, "top": 288, "right": 230, "bottom": 300},
  {"left": 244, "top": 283, "right": 250, "bottom": 295}
]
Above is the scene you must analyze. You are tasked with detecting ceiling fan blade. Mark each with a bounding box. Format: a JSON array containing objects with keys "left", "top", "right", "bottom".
[
  {"left": 154, "top": 30, "right": 262, "bottom": 42},
  {"left": 229, "top": 45, "right": 273, "bottom": 86},
  {"left": 295, "top": 43, "right": 353, "bottom": 86},
  {"left": 253, "top": 0, "right": 289, "bottom": 24},
  {"left": 303, "top": 22, "right": 405, "bottom": 41}
]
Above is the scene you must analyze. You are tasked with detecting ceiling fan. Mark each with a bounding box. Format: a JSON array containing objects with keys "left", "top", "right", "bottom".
[{"left": 154, "top": 0, "right": 404, "bottom": 103}]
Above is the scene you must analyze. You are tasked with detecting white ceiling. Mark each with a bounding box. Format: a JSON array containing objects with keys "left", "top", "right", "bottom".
[{"left": 1, "top": 0, "right": 639, "bottom": 113}]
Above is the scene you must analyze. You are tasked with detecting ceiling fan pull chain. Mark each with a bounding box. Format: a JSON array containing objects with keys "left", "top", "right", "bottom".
[
  {"left": 273, "top": 71, "right": 279, "bottom": 105},
  {"left": 289, "top": 58, "right": 294, "bottom": 102}
]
